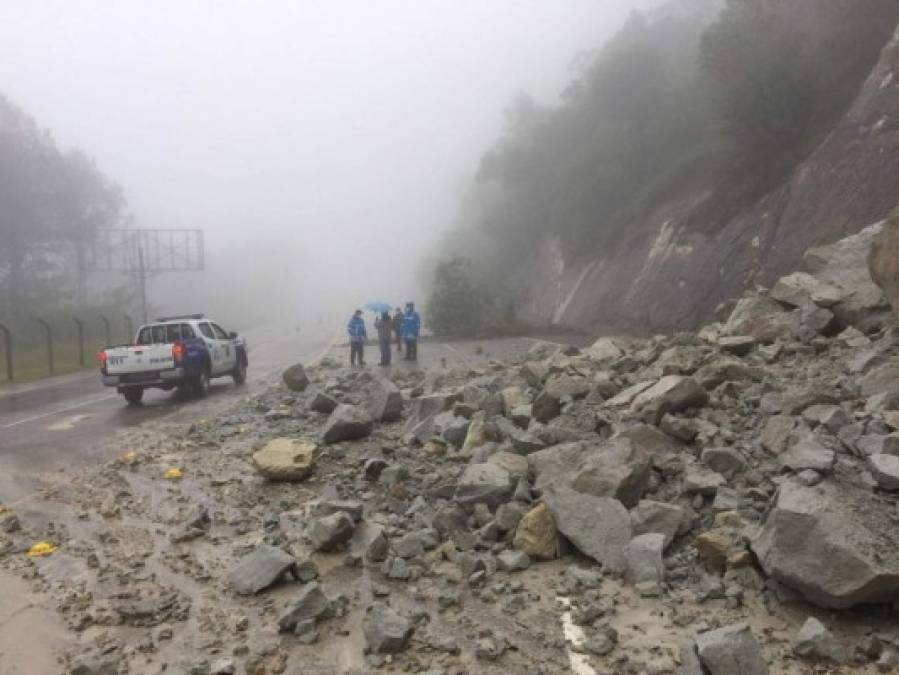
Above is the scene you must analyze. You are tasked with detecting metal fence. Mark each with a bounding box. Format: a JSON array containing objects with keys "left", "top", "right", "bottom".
[{"left": 0, "top": 312, "right": 135, "bottom": 382}]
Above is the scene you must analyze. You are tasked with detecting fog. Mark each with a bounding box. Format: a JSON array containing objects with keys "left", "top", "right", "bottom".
[{"left": 0, "top": 0, "right": 660, "bottom": 330}]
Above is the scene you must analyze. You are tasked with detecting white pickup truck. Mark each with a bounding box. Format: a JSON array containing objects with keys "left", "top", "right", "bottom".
[{"left": 98, "top": 314, "right": 248, "bottom": 405}]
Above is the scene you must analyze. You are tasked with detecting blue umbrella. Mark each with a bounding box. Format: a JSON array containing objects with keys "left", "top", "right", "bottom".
[{"left": 362, "top": 301, "right": 392, "bottom": 314}]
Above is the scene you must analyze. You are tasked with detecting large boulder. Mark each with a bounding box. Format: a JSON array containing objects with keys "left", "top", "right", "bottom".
[
  {"left": 252, "top": 439, "right": 317, "bottom": 481},
  {"left": 454, "top": 463, "right": 515, "bottom": 509},
  {"left": 804, "top": 222, "right": 890, "bottom": 332},
  {"left": 694, "top": 623, "right": 768, "bottom": 675},
  {"left": 770, "top": 272, "right": 842, "bottom": 309},
  {"left": 869, "top": 212, "right": 899, "bottom": 318},
  {"left": 630, "top": 500, "right": 688, "bottom": 550},
  {"left": 529, "top": 438, "right": 651, "bottom": 509},
  {"left": 751, "top": 478, "right": 899, "bottom": 608},
  {"left": 282, "top": 363, "right": 310, "bottom": 392},
  {"left": 722, "top": 295, "right": 799, "bottom": 343},
  {"left": 630, "top": 375, "right": 709, "bottom": 424},
  {"left": 367, "top": 379, "right": 403, "bottom": 422},
  {"left": 403, "top": 392, "right": 457, "bottom": 442},
  {"left": 544, "top": 372, "right": 591, "bottom": 400},
  {"left": 543, "top": 485, "right": 631, "bottom": 573},
  {"left": 321, "top": 404, "right": 373, "bottom": 444},
  {"left": 586, "top": 337, "right": 624, "bottom": 364}
]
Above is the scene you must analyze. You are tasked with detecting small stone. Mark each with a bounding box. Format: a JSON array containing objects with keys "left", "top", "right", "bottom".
[
  {"left": 794, "top": 617, "right": 846, "bottom": 663},
  {"left": 278, "top": 582, "right": 332, "bottom": 632},
  {"left": 497, "top": 549, "right": 531, "bottom": 572},
  {"left": 363, "top": 603, "right": 414, "bottom": 654},
  {"left": 308, "top": 512, "right": 355, "bottom": 551}
]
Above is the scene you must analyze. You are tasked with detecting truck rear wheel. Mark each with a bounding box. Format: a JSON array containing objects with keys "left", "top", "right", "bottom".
[
  {"left": 122, "top": 387, "right": 144, "bottom": 405},
  {"left": 193, "top": 366, "right": 211, "bottom": 397}
]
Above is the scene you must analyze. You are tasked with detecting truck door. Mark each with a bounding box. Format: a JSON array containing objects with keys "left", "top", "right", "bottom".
[
  {"left": 198, "top": 322, "right": 226, "bottom": 375},
  {"left": 211, "top": 322, "right": 237, "bottom": 373}
]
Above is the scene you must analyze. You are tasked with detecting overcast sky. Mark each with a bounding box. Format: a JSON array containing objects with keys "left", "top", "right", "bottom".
[{"left": 0, "top": 0, "right": 660, "bottom": 323}]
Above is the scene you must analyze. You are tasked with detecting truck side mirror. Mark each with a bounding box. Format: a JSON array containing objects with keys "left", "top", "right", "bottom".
[{"left": 229, "top": 331, "right": 238, "bottom": 339}]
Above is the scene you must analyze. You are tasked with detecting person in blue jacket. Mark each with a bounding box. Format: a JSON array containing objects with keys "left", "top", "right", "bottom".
[
  {"left": 402, "top": 301, "right": 421, "bottom": 361},
  {"left": 347, "top": 309, "right": 367, "bottom": 366}
]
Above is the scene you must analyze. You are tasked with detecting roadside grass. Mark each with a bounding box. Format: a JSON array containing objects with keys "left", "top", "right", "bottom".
[{"left": 0, "top": 338, "right": 105, "bottom": 386}]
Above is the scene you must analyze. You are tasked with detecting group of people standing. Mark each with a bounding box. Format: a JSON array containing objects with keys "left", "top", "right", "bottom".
[{"left": 347, "top": 302, "right": 421, "bottom": 367}]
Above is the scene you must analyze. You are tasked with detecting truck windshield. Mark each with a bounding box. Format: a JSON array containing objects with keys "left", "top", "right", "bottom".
[{"left": 136, "top": 324, "right": 187, "bottom": 345}]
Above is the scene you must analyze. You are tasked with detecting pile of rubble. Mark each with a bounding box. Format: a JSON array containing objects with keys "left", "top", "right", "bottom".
[{"left": 3, "top": 221, "right": 899, "bottom": 674}]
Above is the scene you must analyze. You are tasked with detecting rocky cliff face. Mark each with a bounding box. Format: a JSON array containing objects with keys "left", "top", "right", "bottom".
[{"left": 524, "top": 23, "right": 899, "bottom": 336}]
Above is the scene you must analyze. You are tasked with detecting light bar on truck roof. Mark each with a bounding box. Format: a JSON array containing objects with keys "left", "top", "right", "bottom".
[{"left": 155, "top": 313, "right": 205, "bottom": 322}]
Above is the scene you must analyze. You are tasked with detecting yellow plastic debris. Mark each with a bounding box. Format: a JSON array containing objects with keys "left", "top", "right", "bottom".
[
  {"left": 27, "top": 541, "right": 57, "bottom": 557},
  {"left": 163, "top": 467, "right": 184, "bottom": 480},
  {"left": 122, "top": 451, "right": 137, "bottom": 462}
]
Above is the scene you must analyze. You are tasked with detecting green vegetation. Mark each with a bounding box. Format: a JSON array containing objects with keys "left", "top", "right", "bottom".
[
  {"left": 0, "top": 338, "right": 106, "bottom": 385},
  {"left": 431, "top": 0, "right": 899, "bottom": 320}
]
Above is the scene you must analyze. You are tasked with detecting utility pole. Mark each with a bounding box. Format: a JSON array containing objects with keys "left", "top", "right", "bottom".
[{"left": 137, "top": 239, "right": 148, "bottom": 324}]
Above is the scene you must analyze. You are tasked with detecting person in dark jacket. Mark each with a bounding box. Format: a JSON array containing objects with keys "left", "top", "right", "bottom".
[
  {"left": 392, "top": 308, "right": 404, "bottom": 351},
  {"left": 347, "top": 309, "right": 367, "bottom": 366},
  {"left": 402, "top": 301, "right": 421, "bottom": 361},
  {"left": 375, "top": 311, "right": 392, "bottom": 366}
]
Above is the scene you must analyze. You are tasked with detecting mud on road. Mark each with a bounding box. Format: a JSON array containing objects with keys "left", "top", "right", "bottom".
[{"left": 1, "top": 333, "right": 895, "bottom": 674}]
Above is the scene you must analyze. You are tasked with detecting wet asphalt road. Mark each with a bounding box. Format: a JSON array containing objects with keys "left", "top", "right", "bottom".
[
  {"left": 0, "top": 324, "right": 337, "bottom": 503},
  {"left": 0, "top": 328, "right": 588, "bottom": 506}
]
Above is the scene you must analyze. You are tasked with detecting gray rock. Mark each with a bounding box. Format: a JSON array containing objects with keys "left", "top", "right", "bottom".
[
  {"left": 277, "top": 582, "right": 332, "bottom": 632},
  {"left": 779, "top": 437, "right": 835, "bottom": 473},
  {"left": 310, "top": 499, "right": 363, "bottom": 523},
  {"left": 624, "top": 533, "right": 665, "bottom": 585},
  {"left": 771, "top": 271, "right": 842, "bottom": 308},
  {"left": 495, "top": 502, "right": 527, "bottom": 532},
  {"left": 367, "top": 378, "right": 403, "bottom": 423},
  {"left": 700, "top": 447, "right": 746, "bottom": 477},
  {"left": 510, "top": 404, "right": 532, "bottom": 430},
  {"left": 282, "top": 363, "right": 310, "bottom": 391},
  {"left": 310, "top": 390, "right": 339, "bottom": 414},
  {"left": 520, "top": 361, "right": 549, "bottom": 387},
  {"left": 801, "top": 405, "right": 851, "bottom": 433},
  {"left": 321, "top": 404, "right": 373, "bottom": 444},
  {"left": 532, "top": 390, "right": 562, "bottom": 423},
  {"left": 363, "top": 603, "right": 414, "bottom": 654},
  {"left": 695, "top": 358, "right": 757, "bottom": 389},
  {"left": 229, "top": 545, "right": 297, "bottom": 595},
  {"left": 543, "top": 485, "right": 631, "bottom": 573},
  {"left": 676, "top": 639, "right": 703, "bottom": 675},
  {"left": 210, "top": 658, "right": 237, "bottom": 675},
  {"left": 723, "top": 295, "right": 799, "bottom": 343},
  {"left": 454, "top": 463, "right": 515, "bottom": 509},
  {"left": 403, "top": 392, "right": 457, "bottom": 441},
  {"left": 497, "top": 549, "right": 531, "bottom": 572},
  {"left": 695, "top": 623, "right": 768, "bottom": 675},
  {"left": 683, "top": 464, "right": 725, "bottom": 495},
  {"left": 441, "top": 415, "right": 471, "bottom": 448},
  {"left": 760, "top": 415, "right": 797, "bottom": 455},
  {"left": 752, "top": 478, "right": 899, "bottom": 608},
  {"left": 544, "top": 373, "right": 591, "bottom": 400},
  {"left": 869, "top": 453, "right": 899, "bottom": 490},
  {"left": 717, "top": 335, "right": 757, "bottom": 356},
  {"left": 794, "top": 617, "right": 846, "bottom": 663},
  {"left": 308, "top": 512, "right": 355, "bottom": 551},
  {"left": 587, "top": 337, "right": 624, "bottom": 364},
  {"left": 393, "top": 532, "right": 426, "bottom": 559},
  {"left": 70, "top": 652, "right": 121, "bottom": 675},
  {"left": 630, "top": 500, "right": 687, "bottom": 550},
  {"left": 630, "top": 375, "right": 709, "bottom": 424},
  {"left": 529, "top": 437, "right": 651, "bottom": 509}
]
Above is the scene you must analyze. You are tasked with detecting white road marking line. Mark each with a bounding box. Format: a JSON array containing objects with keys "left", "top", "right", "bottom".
[
  {"left": 558, "top": 596, "right": 598, "bottom": 675},
  {"left": 0, "top": 394, "right": 117, "bottom": 429},
  {"left": 47, "top": 414, "right": 92, "bottom": 431}
]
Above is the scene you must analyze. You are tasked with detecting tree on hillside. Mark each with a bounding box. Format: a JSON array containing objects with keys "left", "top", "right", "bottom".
[
  {"left": 426, "top": 257, "right": 495, "bottom": 336},
  {"left": 0, "top": 94, "right": 125, "bottom": 318}
]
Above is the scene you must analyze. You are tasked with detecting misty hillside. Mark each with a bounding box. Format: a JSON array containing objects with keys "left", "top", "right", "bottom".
[{"left": 432, "top": 0, "right": 899, "bottom": 335}]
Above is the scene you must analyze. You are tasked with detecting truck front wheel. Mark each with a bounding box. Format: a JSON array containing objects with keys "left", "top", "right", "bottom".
[
  {"left": 122, "top": 387, "right": 144, "bottom": 405},
  {"left": 232, "top": 356, "right": 247, "bottom": 385}
]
